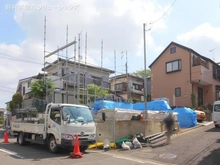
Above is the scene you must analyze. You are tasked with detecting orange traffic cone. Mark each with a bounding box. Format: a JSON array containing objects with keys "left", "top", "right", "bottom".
[
  {"left": 3, "top": 130, "right": 9, "bottom": 143},
  {"left": 69, "top": 135, "right": 82, "bottom": 158}
]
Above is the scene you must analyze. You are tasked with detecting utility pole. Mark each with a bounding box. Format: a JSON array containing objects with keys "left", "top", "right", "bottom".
[
  {"left": 101, "top": 39, "right": 103, "bottom": 99},
  {"left": 43, "top": 16, "right": 46, "bottom": 84},
  {"left": 114, "top": 50, "right": 116, "bottom": 98},
  {"left": 126, "top": 50, "right": 129, "bottom": 101},
  {"left": 143, "top": 23, "right": 148, "bottom": 119}
]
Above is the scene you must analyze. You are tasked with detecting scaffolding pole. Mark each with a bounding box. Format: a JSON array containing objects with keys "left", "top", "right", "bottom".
[
  {"left": 101, "top": 39, "right": 103, "bottom": 98},
  {"left": 73, "top": 36, "right": 77, "bottom": 104},
  {"left": 65, "top": 25, "right": 69, "bottom": 103},
  {"left": 77, "top": 33, "right": 81, "bottom": 104},
  {"left": 84, "top": 32, "right": 87, "bottom": 104}
]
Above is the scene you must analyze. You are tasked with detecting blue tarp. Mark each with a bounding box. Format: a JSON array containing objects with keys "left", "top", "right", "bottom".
[
  {"left": 173, "top": 107, "right": 197, "bottom": 128},
  {"left": 133, "top": 101, "right": 171, "bottom": 111},
  {"left": 93, "top": 100, "right": 171, "bottom": 114}
]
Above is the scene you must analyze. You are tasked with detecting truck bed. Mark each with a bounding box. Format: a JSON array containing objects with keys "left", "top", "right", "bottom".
[{"left": 11, "top": 118, "right": 45, "bottom": 135}]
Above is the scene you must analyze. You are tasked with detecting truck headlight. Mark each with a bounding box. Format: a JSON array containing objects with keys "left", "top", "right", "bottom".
[
  {"left": 88, "top": 134, "right": 96, "bottom": 140},
  {"left": 61, "top": 133, "right": 73, "bottom": 140}
]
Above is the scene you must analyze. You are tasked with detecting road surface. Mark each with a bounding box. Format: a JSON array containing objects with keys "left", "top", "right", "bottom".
[{"left": 0, "top": 122, "right": 219, "bottom": 165}]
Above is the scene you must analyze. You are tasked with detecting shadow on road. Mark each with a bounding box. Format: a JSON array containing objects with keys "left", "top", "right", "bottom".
[
  {"left": 197, "top": 148, "right": 220, "bottom": 165},
  {"left": 0, "top": 130, "right": 92, "bottom": 161},
  {"left": 205, "top": 127, "right": 220, "bottom": 132}
]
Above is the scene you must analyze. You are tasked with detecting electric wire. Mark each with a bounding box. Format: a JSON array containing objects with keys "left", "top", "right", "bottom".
[
  {"left": 0, "top": 52, "right": 43, "bottom": 65},
  {"left": 150, "top": 0, "right": 177, "bottom": 25}
]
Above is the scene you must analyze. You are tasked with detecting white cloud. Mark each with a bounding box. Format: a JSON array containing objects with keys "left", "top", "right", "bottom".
[
  {"left": 177, "top": 23, "right": 220, "bottom": 62},
  {"left": 177, "top": 23, "right": 220, "bottom": 43},
  {"left": 0, "top": 0, "right": 171, "bottom": 107}
]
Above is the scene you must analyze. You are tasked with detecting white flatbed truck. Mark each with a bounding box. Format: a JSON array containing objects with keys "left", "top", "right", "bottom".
[{"left": 10, "top": 103, "right": 96, "bottom": 153}]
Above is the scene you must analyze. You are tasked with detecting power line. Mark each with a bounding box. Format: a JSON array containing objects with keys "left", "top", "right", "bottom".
[
  {"left": 0, "top": 56, "right": 43, "bottom": 65},
  {"left": 0, "top": 52, "right": 43, "bottom": 65},
  {"left": 150, "top": 0, "right": 177, "bottom": 25},
  {"left": 0, "top": 89, "right": 14, "bottom": 94},
  {"left": 0, "top": 85, "right": 16, "bottom": 90}
]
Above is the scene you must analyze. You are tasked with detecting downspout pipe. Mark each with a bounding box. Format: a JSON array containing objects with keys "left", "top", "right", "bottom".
[{"left": 189, "top": 51, "right": 193, "bottom": 93}]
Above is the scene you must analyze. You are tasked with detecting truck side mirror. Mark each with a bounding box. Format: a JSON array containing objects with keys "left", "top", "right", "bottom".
[
  {"left": 102, "top": 112, "right": 106, "bottom": 121},
  {"left": 65, "top": 114, "right": 70, "bottom": 123}
]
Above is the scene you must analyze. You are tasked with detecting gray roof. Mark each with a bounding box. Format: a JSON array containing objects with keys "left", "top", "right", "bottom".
[{"left": 42, "top": 58, "right": 115, "bottom": 74}]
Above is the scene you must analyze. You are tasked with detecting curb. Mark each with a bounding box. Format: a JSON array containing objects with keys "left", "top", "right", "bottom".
[
  {"left": 178, "top": 121, "right": 212, "bottom": 134},
  {"left": 179, "top": 125, "right": 202, "bottom": 134}
]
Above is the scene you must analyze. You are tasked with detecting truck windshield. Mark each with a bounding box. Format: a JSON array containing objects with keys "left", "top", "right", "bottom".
[
  {"left": 61, "top": 106, "right": 94, "bottom": 123},
  {"left": 214, "top": 104, "right": 220, "bottom": 112}
]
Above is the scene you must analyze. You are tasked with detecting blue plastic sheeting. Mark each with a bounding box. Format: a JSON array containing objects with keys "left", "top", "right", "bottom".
[
  {"left": 173, "top": 107, "right": 197, "bottom": 128},
  {"left": 133, "top": 100, "right": 171, "bottom": 111},
  {"left": 93, "top": 100, "right": 133, "bottom": 114},
  {"left": 93, "top": 100, "right": 171, "bottom": 114}
]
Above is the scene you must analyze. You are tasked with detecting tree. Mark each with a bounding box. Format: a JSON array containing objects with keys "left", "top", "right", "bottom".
[
  {"left": 31, "top": 78, "right": 55, "bottom": 99},
  {"left": 87, "top": 84, "right": 109, "bottom": 103},
  {"left": 133, "top": 69, "right": 151, "bottom": 77},
  {"left": 11, "top": 93, "right": 23, "bottom": 109}
]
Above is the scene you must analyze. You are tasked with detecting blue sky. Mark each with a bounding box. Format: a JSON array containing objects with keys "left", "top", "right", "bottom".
[
  {"left": 0, "top": 0, "right": 26, "bottom": 44},
  {"left": 0, "top": 0, "right": 220, "bottom": 108}
]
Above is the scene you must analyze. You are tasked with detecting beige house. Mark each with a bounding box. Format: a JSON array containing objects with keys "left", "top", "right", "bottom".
[
  {"left": 149, "top": 41, "right": 220, "bottom": 108},
  {"left": 43, "top": 58, "right": 114, "bottom": 104},
  {"left": 110, "top": 74, "right": 151, "bottom": 102}
]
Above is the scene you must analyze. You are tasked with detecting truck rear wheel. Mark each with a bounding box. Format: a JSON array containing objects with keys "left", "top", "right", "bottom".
[
  {"left": 48, "top": 136, "right": 59, "bottom": 153},
  {"left": 18, "top": 132, "right": 25, "bottom": 146}
]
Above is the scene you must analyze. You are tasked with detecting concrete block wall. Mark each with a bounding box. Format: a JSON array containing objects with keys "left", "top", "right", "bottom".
[{"left": 96, "top": 119, "right": 166, "bottom": 142}]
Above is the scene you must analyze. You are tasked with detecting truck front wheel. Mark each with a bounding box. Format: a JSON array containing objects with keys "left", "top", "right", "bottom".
[
  {"left": 18, "top": 132, "right": 25, "bottom": 146},
  {"left": 80, "top": 145, "right": 88, "bottom": 152},
  {"left": 48, "top": 136, "right": 59, "bottom": 153}
]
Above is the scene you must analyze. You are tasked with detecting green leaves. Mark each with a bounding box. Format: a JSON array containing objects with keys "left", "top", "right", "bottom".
[
  {"left": 87, "top": 84, "right": 109, "bottom": 102},
  {"left": 31, "top": 78, "right": 55, "bottom": 99},
  {"left": 132, "top": 69, "right": 151, "bottom": 77},
  {"left": 12, "top": 93, "right": 22, "bottom": 109}
]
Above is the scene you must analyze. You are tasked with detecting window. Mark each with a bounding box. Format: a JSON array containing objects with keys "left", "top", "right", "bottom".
[
  {"left": 213, "top": 65, "right": 220, "bottom": 80},
  {"left": 175, "top": 87, "right": 181, "bottom": 97},
  {"left": 132, "top": 83, "right": 143, "bottom": 91},
  {"left": 214, "top": 104, "right": 220, "bottom": 112},
  {"left": 166, "top": 60, "right": 181, "bottom": 73},
  {"left": 23, "top": 86, "right": 25, "bottom": 95},
  {"left": 170, "top": 47, "right": 176, "bottom": 54},
  {"left": 62, "top": 106, "right": 93, "bottom": 123},
  {"left": 62, "top": 68, "right": 69, "bottom": 76},
  {"left": 115, "top": 83, "right": 127, "bottom": 91},
  {"left": 50, "top": 108, "right": 61, "bottom": 125},
  {"left": 92, "top": 76, "right": 101, "bottom": 86}
]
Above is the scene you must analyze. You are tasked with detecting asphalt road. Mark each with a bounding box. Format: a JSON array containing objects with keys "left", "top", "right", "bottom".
[{"left": 0, "top": 122, "right": 219, "bottom": 165}]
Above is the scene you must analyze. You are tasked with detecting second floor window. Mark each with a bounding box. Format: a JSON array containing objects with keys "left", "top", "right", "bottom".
[
  {"left": 213, "top": 65, "right": 220, "bottom": 80},
  {"left": 132, "top": 83, "right": 143, "bottom": 91},
  {"left": 115, "top": 83, "right": 127, "bottom": 91},
  {"left": 23, "top": 86, "right": 25, "bottom": 95},
  {"left": 166, "top": 60, "right": 182, "bottom": 73},
  {"left": 92, "top": 76, "right": 101, "bottom": 86}
]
